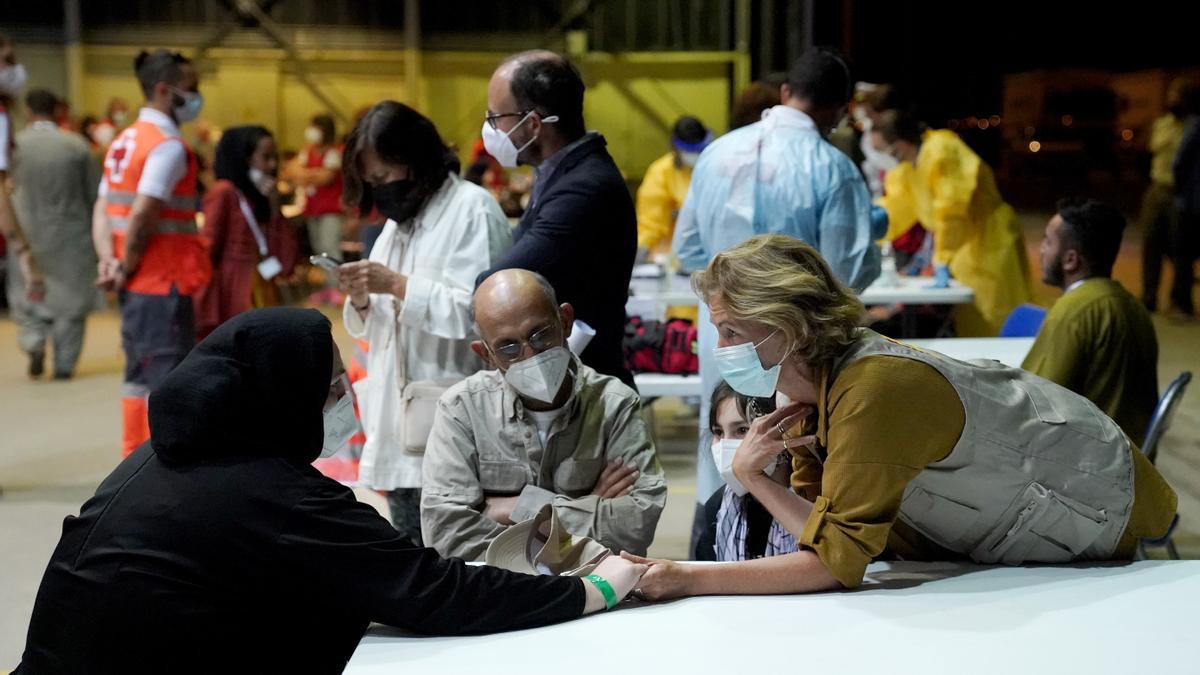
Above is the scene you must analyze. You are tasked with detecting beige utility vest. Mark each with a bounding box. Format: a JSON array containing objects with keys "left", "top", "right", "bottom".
[{"left": 827, "top": 331, "right": 1135, "bottom": 564}]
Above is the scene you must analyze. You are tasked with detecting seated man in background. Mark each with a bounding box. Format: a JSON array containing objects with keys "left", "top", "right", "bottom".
[
  {"left": 1023, "top": 197, "right": 1159, "bottom": 441},
  {"left": 421, "top": 269, "right": 666, "bottom": 561}
]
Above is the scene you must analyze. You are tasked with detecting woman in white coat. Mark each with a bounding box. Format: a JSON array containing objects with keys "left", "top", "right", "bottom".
[{"left": 336, "top": 101, "right": 511, "bottom": 544}]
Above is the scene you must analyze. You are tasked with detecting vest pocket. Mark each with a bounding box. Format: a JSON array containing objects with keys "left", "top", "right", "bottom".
[
  {"left": 554, "top": 458, "right": 605, "bottom": 494},
  {"left": 479, "top": 459, "right": 530, "bottom": 493},
  {"left": 973, "top": 482, "right": 1108, "bottom": 564},
  {"left": 899, "top": 486, "right": 981, "bottom": 551},
  {"left": 1016, "top": 379, "right": 1116, "bottom": 444}
]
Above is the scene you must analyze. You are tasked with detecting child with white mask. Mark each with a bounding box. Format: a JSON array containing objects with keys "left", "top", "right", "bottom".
[{"left": 695, "top": 381, "right": 799, "bottom": 562}]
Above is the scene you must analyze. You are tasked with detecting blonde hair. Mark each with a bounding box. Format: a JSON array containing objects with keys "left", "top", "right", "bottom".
[{"left": 692, "top": 234, "right": 864, "bottom": 369}]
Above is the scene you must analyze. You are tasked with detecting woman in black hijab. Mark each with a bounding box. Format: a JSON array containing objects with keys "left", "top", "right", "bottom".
[{"left": 15, "top": 308, "right": 645, "bottom": 674}]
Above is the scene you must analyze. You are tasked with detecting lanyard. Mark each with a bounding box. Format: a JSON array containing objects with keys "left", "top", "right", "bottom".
[{"left": 236, "top": 193, "right": 270, "bottom": 257}]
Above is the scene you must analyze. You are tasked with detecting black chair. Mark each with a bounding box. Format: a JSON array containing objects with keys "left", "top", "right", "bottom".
[
  {"left": 1142, "top": 372, "right": 1192, "bottom": 464},
  {"left": 1138, "top": 371, "right": 1192, "bottom": 560}
]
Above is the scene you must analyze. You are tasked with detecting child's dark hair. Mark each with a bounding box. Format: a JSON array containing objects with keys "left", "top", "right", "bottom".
[{"left": 708, "top": 381, "right": 775, "bottom": 430}]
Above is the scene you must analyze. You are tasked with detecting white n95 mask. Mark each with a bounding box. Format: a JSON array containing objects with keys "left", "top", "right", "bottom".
[
  {"left": 320, "top": 392, "right": 357, "bottom": 459},
  {"left": 711, "top": 438, "right": 781, "bottom": 497},
  {"left": 504, "top": 346, "right": 572, "bottom": 404},
  {"left": 248, "top": 167, "right": 275, "bottom": 195},
  {"left": 481, "top": 111, "right": 558, "bottom": 168},
  {"left": 0, "top": 63, "right": 28, "bottom": 96}
]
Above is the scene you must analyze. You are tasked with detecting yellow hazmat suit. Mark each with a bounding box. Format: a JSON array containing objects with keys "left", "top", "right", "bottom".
[
  {"left": 636, "top": 151, "right": 697, "bottom": 322},
  {"left": 878, "top": 130, "right": 1031, "bottom": 336},
  {"left": 636, "top": 152, "right": 693, "bottom": 254}
]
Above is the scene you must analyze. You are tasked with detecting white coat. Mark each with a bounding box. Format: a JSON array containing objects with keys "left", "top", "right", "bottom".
[{"left": 344, "top": 173, "right": 511, "bottom": 489}]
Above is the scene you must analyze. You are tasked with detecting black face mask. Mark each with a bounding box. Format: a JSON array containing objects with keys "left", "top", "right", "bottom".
[{"left": 372, "top": 179, "right": 426, "bottom": 224}]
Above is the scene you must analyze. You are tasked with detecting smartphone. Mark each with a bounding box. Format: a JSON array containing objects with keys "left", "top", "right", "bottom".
[{"left": 309, "top": 253, "right": 343, "bottom": 272}]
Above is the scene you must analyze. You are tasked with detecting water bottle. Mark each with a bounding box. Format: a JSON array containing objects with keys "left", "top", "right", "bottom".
[{"left": 879, "top": 241, "right": 899, "bottom": 288}]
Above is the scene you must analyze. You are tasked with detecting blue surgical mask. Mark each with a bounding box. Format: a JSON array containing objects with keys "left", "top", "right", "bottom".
[
  {"left": 170, "top": 87, "right": 204, "bottom": 124},
  {"left": 713, "top": 330, "right": 790, "bottom": 398}
]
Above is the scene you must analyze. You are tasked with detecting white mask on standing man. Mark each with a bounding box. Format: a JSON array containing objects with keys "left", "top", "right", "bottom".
[{"left": 481, "top": 111, "right": 559, "bottom": 169}]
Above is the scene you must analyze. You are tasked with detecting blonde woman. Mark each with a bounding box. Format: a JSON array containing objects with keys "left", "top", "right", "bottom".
[{"left": 624, "top": 234, "right": 1177, "bottom": 598}]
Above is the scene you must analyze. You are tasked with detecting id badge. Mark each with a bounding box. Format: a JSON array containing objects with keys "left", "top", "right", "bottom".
[{"left": 257, "top": 256, "right": 284, "bottom": 280}]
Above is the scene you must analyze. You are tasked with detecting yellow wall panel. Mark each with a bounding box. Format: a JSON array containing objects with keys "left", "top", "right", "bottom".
[{"left": 25, "top": 43, "right": 736, "bottom": 181}]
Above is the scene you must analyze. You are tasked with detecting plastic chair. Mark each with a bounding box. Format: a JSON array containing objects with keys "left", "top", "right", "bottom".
[
  {"left": 999, "top": 303, "right": 1047, "bottom": 337},
  {"left": 1142, "top": 371, "right": 1192, "bottom": 464},
  {"left": 1137, "top": 371, "right": 1191, "bottom": 561}
]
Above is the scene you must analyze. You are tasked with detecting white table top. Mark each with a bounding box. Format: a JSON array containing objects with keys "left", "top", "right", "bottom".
[
  {"left": 907, "top": 337, "right": 1035, "bottom": 368},
  {"left": 628, "top": 273, "right": 699, "bottom": 308},
  {"left": 859, "top": 274, "right": 975, "bottom": 305},
  {"left": 627, "top": 273, "right": 975, "bottom": 313},
  {"left": 347, "top": 560, "right": 1200, "bottom": 674}
]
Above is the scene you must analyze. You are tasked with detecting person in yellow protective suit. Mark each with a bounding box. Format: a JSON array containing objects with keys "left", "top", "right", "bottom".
[
  {"left": 870, "top": 110, "right": 1031, "bottom": 336},
  {"left": 635, "top": 115, "right": 711, "bottom": 322},
  {"left": 636, "top": 116, "right": 712, "bottom": 256}
]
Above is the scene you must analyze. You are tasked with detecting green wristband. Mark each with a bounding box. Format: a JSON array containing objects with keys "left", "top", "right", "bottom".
[{"left": 585, "top": 574, "right": 618, "bottom": 610}]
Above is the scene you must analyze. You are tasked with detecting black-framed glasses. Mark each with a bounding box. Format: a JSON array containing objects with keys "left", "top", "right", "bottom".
[
  {"left": 489, "top": 324, "right": 560, "bottom": 363},
  {"left": 485, "top": 110, "right": 532, "bottom": 131}
]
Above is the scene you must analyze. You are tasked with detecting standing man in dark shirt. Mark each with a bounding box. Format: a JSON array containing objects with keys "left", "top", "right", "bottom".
[
  {"left": 477, "top": 50, "right": 637, "bottom": 386},
  {"left": 1171, "top": 85, "right": 1200, "bottom": 320}
]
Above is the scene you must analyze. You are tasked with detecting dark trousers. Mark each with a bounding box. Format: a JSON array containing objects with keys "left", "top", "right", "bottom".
[
  {"left": 1172, "top": 210, "right": 1199, "bottom": 314},
  {"left": 1139, "top": 183, "right": 1175, "bottom": 309},
  {"left": 119, "top": 286, "right": 195, "bottom": 455}
]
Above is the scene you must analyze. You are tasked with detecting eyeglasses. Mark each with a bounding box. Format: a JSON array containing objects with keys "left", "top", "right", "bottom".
[
  {"left": 489, "top": 324, "right": 560, "bottom": 364},
  {"left": 485, "top": 110, "right": 532, "bottom": 131}
]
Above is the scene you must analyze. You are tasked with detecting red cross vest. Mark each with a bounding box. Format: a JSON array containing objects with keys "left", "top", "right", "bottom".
[{"left": 102, "top": 118, "right": 210, "bottom": 295}]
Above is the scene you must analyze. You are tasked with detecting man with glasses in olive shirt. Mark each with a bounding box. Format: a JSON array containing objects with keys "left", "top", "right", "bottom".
[{"left": 421, "top": 269, "right": 666, "bottom": 561}]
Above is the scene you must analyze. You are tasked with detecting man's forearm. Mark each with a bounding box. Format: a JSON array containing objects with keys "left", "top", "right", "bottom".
[
  {"left": 423, "top": 501, "right": 506, "bottom": 560},
  {"left": 0, "top": 185, "right": 26, "bottom": 244},
  {"left": 123, "top": 217, "right": 151, "bottom": 273},
  {"left": 92, "top": 197, "right": 113, "bottom": 260},
  {"left": 123, "top": 196, "right": 165, "bottom": 273}
]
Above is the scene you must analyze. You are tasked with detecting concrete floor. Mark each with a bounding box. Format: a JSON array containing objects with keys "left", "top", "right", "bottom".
[{"left": 1, "top": 212, "right": 1197, "bottom": 666}]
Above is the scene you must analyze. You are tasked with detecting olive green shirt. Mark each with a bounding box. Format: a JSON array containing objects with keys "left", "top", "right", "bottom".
[{"left": 1022, "top": 277, "right": 1159, "bottom": 442}]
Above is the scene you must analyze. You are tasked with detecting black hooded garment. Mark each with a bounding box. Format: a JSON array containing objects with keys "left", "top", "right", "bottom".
[{"left": 15, "top": 308, "right": 583, "bottom": 674}]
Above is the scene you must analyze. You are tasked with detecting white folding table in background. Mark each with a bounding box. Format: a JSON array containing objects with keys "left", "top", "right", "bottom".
[
  {"left": 632, "top": 338, "right": 1035, "bottom": 400},
  {"left": 347, "top": 560, "right": 1200, "bottom": 675},
  {"left": 907, "top": 337, "right": 1034, "bottom": 369},
  {"left": 859, "top": 275, "right": 974, "bottom": 306},
  {"left": 627, "top": 273, "right": 976, "bottom": 317}
]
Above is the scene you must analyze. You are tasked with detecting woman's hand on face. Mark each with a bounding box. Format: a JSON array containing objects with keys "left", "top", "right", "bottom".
[
  {"left": 618, "top": 552, "right": 694, "bottom": 601},
  {"left": 731, "top": 402, "right": 814, "bottom": 485}
]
